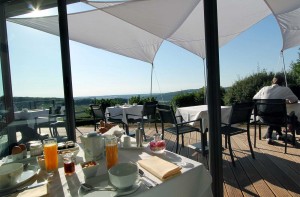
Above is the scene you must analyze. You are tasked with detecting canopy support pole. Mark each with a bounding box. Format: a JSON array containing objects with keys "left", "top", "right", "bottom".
[
  {"left": 203, "top": 58, "right": 207, "bottom": 104},
  {"left": 57, "top": 0, "right": 76, "bottom": 142},
  {"left": 150, "top": 63, "right": 154, "bottom": 97},
  {"left": 281, "top": 50, "right": 288, "bottom": 87},
  {"left": 204, "top": 0, "right": 223, "bottom": 196}
]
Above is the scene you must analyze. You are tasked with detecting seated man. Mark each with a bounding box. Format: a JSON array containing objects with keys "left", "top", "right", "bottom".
[{"left": 253, "top": 73, "right": 298, "bottom": 144}]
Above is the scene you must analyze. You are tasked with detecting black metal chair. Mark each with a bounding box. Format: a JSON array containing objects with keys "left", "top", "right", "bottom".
[
  {"left": 253, "top": 99, "right": 295, "bottom": 153},
  {"left": 157, "top": 104, "right": 201, "bottom": 153},
  {"left": 221, "top": 102, "right": 255, "bottom": 166},
  {"left": 105, "top": 107, "right": 128, "bottom": 135},
  {"left": 90, "top": 104, "right": 106, "bottom": 131},
  {"left": 126, "top": 101, "right": 158, "bottom": 140}
]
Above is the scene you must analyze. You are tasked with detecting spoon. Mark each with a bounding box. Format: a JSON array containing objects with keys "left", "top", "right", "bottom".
[
  {"left": 80, "top": 183, "right": 116, "bottom": 192},
  {"left": 138, "top": 169, "right": 158, "bottom": 186}
]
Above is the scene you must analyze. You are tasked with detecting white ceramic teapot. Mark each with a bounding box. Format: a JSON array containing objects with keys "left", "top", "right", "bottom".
[{"left": 80, "top": 132, "right": 105, "bottom": 161}]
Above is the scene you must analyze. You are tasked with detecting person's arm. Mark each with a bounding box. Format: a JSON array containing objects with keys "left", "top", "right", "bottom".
[{"left": 284, "top": 87, "right": 298, "bottom": 104}]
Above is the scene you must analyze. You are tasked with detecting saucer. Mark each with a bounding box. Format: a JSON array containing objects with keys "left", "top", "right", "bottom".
[
  {"left": 78, "top": 174, "right": 141, "bottom": 197},
  {"left": 0, "top": 165, "right": 38, "bottom": 193}
]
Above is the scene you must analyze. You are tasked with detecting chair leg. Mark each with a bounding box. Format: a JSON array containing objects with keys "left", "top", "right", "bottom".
[
  {"left": 247, "top": 127, "right": 255, "bottom": 159},
  {"left": 225, "top": 134, "right": 228, "bottom": 149},
  {"left": 154, "top": 122, "right": 158, "bottom": 133},
  {"left": 227, "top": 135, "right": 235, "bottom": 167},
  {"left": 176, "top": 135, "right": 179, "bottom": 153},
  {"left": 285, "top": 128, "right": 288, "bottom": 154},
  {"left": 181, "top": 134, "right": 184, "bottom": 147},
  {"left": 254, "top": 124, "right": 257, "bottom": 148},
  {"left": 141, "top": 123, "right": 147, "bottom": 141},
  {"left": 292, "top": 129, "right": 296, "bottom": 146},
  {"left": 259, "top": 125, "right": 262, "bottom": 140}
]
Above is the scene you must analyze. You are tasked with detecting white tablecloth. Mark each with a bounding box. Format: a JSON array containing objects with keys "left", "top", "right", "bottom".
[
  {"left": 286, "top": 102, "right": 300, "bottom": 118},
  {"left": 106, "top": 105, "right": 144, "bottom": 124},
  {"left": 14, "top": 109, "right": 49, "bottom": 129},
  {"left": 176, "top": 105, "right": 232, "bottom": 132},
  {"left": 55, "top": 144, "right": 212, "bottom": 197}
]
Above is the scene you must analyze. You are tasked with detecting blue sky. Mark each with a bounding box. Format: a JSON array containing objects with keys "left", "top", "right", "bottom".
[{"left": 6, "top": 3, "right": 300, "bottom": 98}]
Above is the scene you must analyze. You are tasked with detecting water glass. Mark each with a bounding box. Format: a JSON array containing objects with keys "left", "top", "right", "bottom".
[
  {"left": 43, "top": 138, "right": 58, "bottom": 176},
  {"left": 105, "top": 135, "right": 118, "bottom": 169}
]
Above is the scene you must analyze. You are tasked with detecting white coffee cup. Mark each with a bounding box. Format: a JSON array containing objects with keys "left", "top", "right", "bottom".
[{"left": 123, "top": 136, "right": 131, "bottom": 148}]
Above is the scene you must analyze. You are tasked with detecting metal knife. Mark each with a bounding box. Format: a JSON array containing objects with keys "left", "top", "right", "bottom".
[{"left": 18, "top": 181, "right": 48, "bottom": 191}]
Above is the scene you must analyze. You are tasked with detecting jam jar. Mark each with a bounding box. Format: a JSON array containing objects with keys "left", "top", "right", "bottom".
[{"left": 149, "top": 133, "right": 166, "bottom": 153}]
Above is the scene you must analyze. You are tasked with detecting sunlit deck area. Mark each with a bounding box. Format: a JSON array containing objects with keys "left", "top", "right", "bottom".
[{"left": 71, "top": 124, "right": 300, "bottom": 197}]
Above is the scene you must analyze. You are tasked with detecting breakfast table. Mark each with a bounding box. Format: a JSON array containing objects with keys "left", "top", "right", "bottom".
[
  {"left": 14, "top": 109, "right": 50, "bottom": 129},
  {"left": 0, "top": 140, "right": 213, "bottom": 197},
  {"left": 105, "top": 105, "right": 144, "bottom": 125}
]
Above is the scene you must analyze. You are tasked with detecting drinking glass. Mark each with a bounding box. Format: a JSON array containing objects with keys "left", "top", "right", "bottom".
[
  {"left": 63, "top": 152, "right": 75, "bottom": 176},
  {"left": 43, "top": 138, "right": 58, "bottom": 178},
  {"left": 105, "top": 135, "right": 118, "bottom": 169}
]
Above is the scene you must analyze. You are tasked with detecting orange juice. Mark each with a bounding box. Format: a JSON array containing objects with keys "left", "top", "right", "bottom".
[
  {"left": 106, "top": 143, "right": 118, "bottom": 169},
  {"left": 44, "top": 143, "right": 58, "bottom": 172}
]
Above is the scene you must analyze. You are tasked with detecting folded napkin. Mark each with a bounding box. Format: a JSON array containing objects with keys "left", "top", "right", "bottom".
[
  {"left": 137, "top": 156, "right": 182, "bottom": 181},
  {"left": 16, "top": 184, "right": 48, "bottom": 197}
]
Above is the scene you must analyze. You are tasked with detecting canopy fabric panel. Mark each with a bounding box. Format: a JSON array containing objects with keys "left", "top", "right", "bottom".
[
  {"left": 98, "top": 0, "right": 200, "bottom": 39},
  {"left": 7, "top": 0, "right": 300, "bottom": 63},
  {"left": 93, "top": 0, "right": 270, "bottom": 59},
  {"left": 264, "top": 0, "right": 300, "bottom": 51},
  {"left": 167, "top": 0, "right": 271, "bottom": 58},
  {"left": 8, "top": 4, "right": 163, "bottom": 64}
]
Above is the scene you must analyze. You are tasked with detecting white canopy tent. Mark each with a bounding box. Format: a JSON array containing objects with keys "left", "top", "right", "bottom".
[{"left": 7, "top": 0, "right": 300, "bottom": 89}]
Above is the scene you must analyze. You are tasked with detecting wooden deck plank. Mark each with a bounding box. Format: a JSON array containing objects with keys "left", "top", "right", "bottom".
[
  {"left": 236, "top": 134, "right": 295, "bottom": 197},
  {"left": 230, "top": 135, "right": 276, "bottom": 197},
  {"left": 223, "top": 147, "right": 245, "bottom": 196},
  {"left": 223, "top": 139, "right": 259, "bottom": 197}
]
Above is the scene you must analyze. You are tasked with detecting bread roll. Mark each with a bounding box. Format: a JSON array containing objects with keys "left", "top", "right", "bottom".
[
  {"left": 19, "top": 144, "right": 26, "bottom": 151},
  {"left": 11, "top": 146, "right": 22, "bottom": 155}
]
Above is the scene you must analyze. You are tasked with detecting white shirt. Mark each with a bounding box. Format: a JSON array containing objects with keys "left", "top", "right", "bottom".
[{"left": 253, "top": 84, "right": 298, "bottom": 103}]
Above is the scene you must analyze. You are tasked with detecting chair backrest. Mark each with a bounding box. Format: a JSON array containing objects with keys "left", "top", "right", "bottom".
[
  {"left": 253, "top": 99, "right": 287, "bottom": 126},
  {"left": 157, "top": 104, "right": 177, "bottom": 124},
  {"left": 228, "top": 102, "right": 254, "bottom": 125},
  {"left": 142, "top": 101, "right": 158, "bottom": 117},
  {"left": 90, "top": 104, "right": 105, "bottom": 120}
]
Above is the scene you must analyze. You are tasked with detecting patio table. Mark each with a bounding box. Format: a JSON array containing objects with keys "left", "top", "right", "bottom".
[
  {"left": 105, "top": 105, "right": 144, "bottom": 124},
  {"left": 14, "top": 109, "right": 49, "bottom": 129},
  {"left": 175, "top": 105, "right": 232, "bottom": 155}
]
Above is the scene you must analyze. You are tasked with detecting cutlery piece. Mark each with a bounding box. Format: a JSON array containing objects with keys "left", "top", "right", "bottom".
[
  {"left": 80, "top": 183, "right": 116, "bottom": 192},
  {"left": 2, "top": 181, "right": 48, "bottom": 196},
  {"left": 138, "top": 169, "right": 158, "bottom": 186},
  {"left": 17, "top": 181, "right": 48, "bottom": 192}
]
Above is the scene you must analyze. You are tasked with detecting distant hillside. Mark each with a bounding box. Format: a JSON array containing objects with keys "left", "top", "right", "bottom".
[{"left": 75, "top": 89, "right": 200, "bottom": 102}]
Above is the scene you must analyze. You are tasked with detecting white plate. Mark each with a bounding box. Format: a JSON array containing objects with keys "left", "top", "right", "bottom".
[
  {"left": 78, "top": 174, "right": 141, "bottom": 197},
  {"left": 0, "top": 165, "right": 38, "bottom": 193}
]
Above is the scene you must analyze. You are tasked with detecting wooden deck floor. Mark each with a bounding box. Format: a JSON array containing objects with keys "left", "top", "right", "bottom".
[{"left": 75, "top": 124, "right": 300, "bottom": 197}]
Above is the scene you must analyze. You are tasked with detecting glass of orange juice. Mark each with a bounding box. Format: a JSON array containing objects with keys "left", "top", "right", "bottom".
[
  {"left": 43, "top": 138, "right": 58, "bottom": 177},
  {"left": 105, "top": 135, "right": 118, "bottom": 169}
]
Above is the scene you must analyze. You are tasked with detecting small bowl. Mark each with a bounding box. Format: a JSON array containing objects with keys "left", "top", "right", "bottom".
[
  {"left": 0, "top": 163, "right": 24, "bottom": 189},
  {"left": 36, "top": 155, "right": 46, "bottom": 170},
  {"left": 7, "top": 152, "right": 24, "bottom": 162},
  {"left": 80, "top": 161, "right": 99, "bottom": 179},
  {"left": 108, "top": 163, "right": 138, "bottom": 189}
]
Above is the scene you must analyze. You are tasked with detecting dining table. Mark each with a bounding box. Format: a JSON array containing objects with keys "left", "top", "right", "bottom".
[
  {"left": 0, "top": 138, "right": 213, "bottom": 197},
  {"left": 14, "top": 109, "right": 50, "bottom": 129},
  {"left": 175, "top": 105, "right": 232, "bottom": 155},
  {"left": 105, "top": 105, "right": 144, "bottom": 125},
  {"left": 175, "top": 105, "right": 232, "bottom": 132}
]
